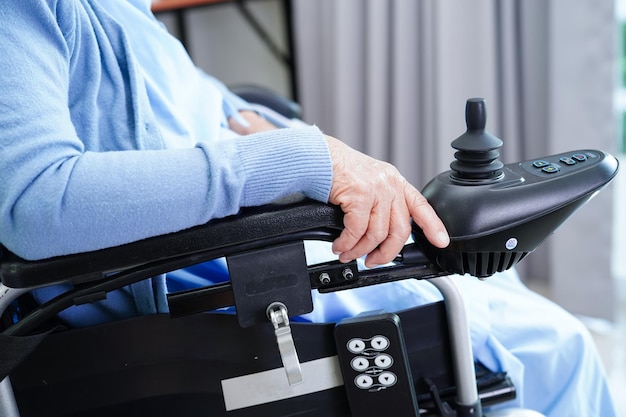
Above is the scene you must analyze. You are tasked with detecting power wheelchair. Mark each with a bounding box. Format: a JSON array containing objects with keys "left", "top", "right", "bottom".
[{"left": 0, "top": 98, "right": 619, "bottom": 417}]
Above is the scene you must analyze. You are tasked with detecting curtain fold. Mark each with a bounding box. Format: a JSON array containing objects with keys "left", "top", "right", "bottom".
[{"left": 292, "top": 0, "right": 617, "bottom": 319}]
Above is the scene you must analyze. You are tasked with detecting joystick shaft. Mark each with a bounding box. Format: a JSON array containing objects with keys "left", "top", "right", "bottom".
[{"left": 450, "top": 98, "right": 504, "bottom": 183}]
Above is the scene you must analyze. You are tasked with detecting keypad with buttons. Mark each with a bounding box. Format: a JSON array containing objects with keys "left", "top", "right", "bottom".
[
  {"left": 346, "top": 336, "right": 397, "bottom": 390},
  {"left": 524, "top": 151, "right": 595, "bottom": 178},
  {"left": 335, "top": 313, "right": 419, "bottom": 416}
]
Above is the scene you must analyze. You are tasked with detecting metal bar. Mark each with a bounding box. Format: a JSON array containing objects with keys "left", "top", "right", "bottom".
[
  {"left": 427, "top": 276, "right": 482, "bottom": 416},
  {"left": 0, "top": 378, "right": 21, "bottom": 417}
]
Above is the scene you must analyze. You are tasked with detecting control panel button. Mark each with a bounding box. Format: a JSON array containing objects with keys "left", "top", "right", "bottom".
[
  {"left": 355, "top": 374, "right": 374, "bottom": 389},
  {"left": 351, "top": 357, "right": 371, "bottom": 371},
  {"left": 542, "top": 165, "right": 559, "bottom": 174},
  {"left": 347, "top": 338, "right": 366, "bottom": 353},
  {"left": 378, "top": 372, "right": 397, "bottom": 387},
  {"left": 374, "top": 354, "right": 394, "bottom": 369},
  {"left": 559, "top": 157, "right": 576, "bottom": 165},
  {"left": 370, "top": 336, "right": 390, "bottom": 350},
  {"left": 572, "top": 153, "right": 587, "bottom": 162},
  {"left": 533, "top": 160, "right": 550, "bottom": 168}
]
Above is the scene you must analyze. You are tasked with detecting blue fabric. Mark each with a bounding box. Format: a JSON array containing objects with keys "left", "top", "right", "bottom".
[
  {"left": 0, "top": 0, "right": 332, "bottom": 262},
  {"left": 0, "top": 0, "right": 331, "bottom": 318},
  {"left": 1, "top": 1, "right": 617, "bottom": 416}
]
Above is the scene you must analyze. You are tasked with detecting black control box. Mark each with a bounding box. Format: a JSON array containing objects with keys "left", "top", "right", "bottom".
[{"left": 335, "top": 312, "right": 419, "bottom": 417}]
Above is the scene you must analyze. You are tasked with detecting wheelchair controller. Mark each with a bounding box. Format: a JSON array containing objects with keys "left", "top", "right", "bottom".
[
  {"left": 331, "top": 98, "right": 618, "bottom": 417},
  {"left": 412, "top": 97, "right": 619, "bottom": 278}
]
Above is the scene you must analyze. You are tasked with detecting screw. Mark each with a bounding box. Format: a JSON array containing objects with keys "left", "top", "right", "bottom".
[
  {"left": 319, "top": 272, "right": 331, "bottom": 285},
  {"left": 342, "top": 268, "right": 354, "bottom": 280}
]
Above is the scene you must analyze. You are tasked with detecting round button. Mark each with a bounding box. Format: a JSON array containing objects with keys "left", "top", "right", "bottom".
[
  {"left": 370, "top": 336, "right": 389, "bottom": 350},
  {"left": 505, "top": 238, "right": 518, "bottom": 250},
  {"left": 347, "top": 338, "right": 366, "bottom": 353},
  {"left": 355, "top": 374, "right": 374, "bottom": 389},
  {"left": 351, "top": 357, "right": 370, "bottom": 371},
  {"left": 374, "top": 353, "right": 393, "bottom": 369},
  {"left": 378, "top": 372, "right": 397, "bottom": 387}
]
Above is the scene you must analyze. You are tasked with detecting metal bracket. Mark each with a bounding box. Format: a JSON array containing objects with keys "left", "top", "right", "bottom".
[{"left": 266, "top": 302, "right": 303, "bottom": 385}]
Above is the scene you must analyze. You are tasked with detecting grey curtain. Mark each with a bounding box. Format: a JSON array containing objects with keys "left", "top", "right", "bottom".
[{"left": 292, "top": 0, "right": 617, "bottom": 320}]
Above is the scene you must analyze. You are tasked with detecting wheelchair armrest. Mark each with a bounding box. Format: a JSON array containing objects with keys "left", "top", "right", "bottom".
[{"left": 0, "top": 195, "right": 344, "bottom": 289}]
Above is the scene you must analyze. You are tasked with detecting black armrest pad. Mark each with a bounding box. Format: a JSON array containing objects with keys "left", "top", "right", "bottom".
[{"left": 1, "top": 196, "right": 344, "bottom": 289}]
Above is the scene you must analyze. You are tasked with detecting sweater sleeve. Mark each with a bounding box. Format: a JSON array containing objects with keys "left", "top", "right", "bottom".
[{"left": 0, "top": 2, "right": 332, "bottom": 261}]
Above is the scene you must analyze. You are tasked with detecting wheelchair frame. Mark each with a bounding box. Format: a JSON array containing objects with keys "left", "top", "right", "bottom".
[{"left": 0, "top": 196, "right": 539, "bottom": 417}]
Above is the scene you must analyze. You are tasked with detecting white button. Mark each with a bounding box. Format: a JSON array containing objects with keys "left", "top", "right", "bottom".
[
  {"left": 351, "top": 357, "right": 370, "bottom": 371},
  {"left": 355, "top": 374, "right": 374, "bottom": 389},
  {"left": 505, "top": 238, "right": 518, "bottom": 250},
  {"left": 378, "top": 372, "right": 397, "bottom": 386},
  {"left": 370, "top": 336, "right": 389, "bottom": 350},
  {"left": 374, "top": 353, "right": 393, "bottom": 369},
  {"left": 347, "top": 338, "right": 366, "bottom": 353}
]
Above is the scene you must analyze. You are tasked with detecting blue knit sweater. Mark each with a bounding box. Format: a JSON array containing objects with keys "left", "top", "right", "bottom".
[{"left": 0, "top": 0, "right": 332, "bottom": 262}]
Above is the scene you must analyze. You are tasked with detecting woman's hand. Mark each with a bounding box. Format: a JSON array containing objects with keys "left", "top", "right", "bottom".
[
  {"left": 229, "top": 111, "right": 449, "bottom": 267},
  {"left": 325, "top": 135, "right": 449, "bottom": 267},
  {"left": 228, "top": 110, "right": 277, "bottom": 135}
]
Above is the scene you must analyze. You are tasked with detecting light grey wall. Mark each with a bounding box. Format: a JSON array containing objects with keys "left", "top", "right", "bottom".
[
  {"left": 292, "top": 0, "right": 619, "bottom": 320},
  {"left": 156, "top": 0, "right": 292, "bottom": 97},
  {"left": 546, "top": 0, "right": 617, "bottom": 319},
  {"left": 156, "top": 0, "right": 620, "bottom": 320}
]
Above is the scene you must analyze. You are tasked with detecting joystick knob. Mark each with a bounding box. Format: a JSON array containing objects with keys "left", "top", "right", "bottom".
[{"left": 450, "top": 98, "right": 504, "bottom": 183}]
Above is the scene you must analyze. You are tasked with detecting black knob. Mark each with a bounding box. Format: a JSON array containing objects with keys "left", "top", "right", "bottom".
[{"left": 450, "top": 98, "right": 504, "bottom": 183}]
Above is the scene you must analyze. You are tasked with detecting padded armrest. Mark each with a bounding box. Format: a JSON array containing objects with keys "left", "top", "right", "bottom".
[{"left": 0, "top": 195, "right": 344, "bottom": 289}]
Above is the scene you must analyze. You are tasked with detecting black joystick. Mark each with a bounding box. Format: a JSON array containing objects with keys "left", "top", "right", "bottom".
[
  {"left": 413, "top": 97, "right": 619, "bottom": 278},
  {"left": 450, "top": 98, "right": 504, "bottom": 183}
]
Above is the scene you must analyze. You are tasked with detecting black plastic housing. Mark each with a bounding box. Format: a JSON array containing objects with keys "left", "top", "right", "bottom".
[{"left": 414, "top": 149, "right": 619, "bottom": 277}]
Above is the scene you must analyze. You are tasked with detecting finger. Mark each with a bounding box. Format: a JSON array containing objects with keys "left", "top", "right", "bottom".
[
  {"left": 363, "top": 199, "right": 412, "bottom": 267},
  {"left": 406, "top": 187, "right": 449, "bottom": 248},
  {"left": 337, "top": 199, "right": 390, "bottom": 263},
  {"left": 363, "top": 233, "right": 407, "bottom": 268},
  {"left": 331, "top": 202, "right": 370, "bottom": 256}
]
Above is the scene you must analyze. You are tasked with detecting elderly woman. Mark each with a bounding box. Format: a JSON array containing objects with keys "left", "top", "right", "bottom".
[{"left": 0, "top": 1, "right": 617, "bottom": 416}]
